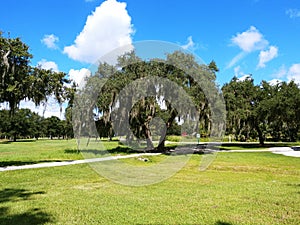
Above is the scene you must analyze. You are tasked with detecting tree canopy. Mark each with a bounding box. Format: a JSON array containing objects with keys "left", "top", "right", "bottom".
[
  {"left": 222, "top": 76, "right": 300, "bottom": 144},
  {"left": 0, "top": 32, "right": 74, "bottom": 141},
  {"left": 73, "top": 50, "right": 225, "bottom": 151}
]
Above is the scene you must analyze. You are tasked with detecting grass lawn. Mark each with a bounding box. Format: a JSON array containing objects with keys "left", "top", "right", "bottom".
[
  {"left": 0, "top": 140, "right": 299, "bottom": 224},
  {"left": 0, "top": 139, "right": 81, "bottom": 167},
  {"left": 0, "top": 138, "right": 130, "bottom": 167}
]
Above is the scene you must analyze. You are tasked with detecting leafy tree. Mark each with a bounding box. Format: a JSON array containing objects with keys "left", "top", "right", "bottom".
[
  {"left": 0, "top": 32, "right": 32, "bottom": 115},
  {"left": 223, "top": 77, "right": 300, "bottom": 144},
  {"left": 88, "top": 51, "right": 222, "bottom": 151},
  {"left": 0, "top": 108, "right": 43, "bottom": 140},
  {"left": 222, "top": 76, "right": 256, "bottom": 142},
  {"left": 0, "top": 32, "right": 73, "bottom": 140},
  {"left": 257, "top": 80, "right": 300, "bottom": 142},
  {"left": 42, "top": 116, "right": 62, "bottom": 139}
]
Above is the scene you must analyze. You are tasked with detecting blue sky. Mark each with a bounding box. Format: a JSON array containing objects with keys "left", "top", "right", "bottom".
[{"left": 1, "top": 0, "right": 300, "bottom": 117}]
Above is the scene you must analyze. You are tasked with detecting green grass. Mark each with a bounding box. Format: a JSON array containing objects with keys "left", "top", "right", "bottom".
[
  {"left": 0, "top": 139, "right": 299, "bottom": 224},
  {"left": 0, "top": 139, "right": 82, "bottom": 167},
  {"left": 0, "top": 138, "right": 134, "bottom": 167}
]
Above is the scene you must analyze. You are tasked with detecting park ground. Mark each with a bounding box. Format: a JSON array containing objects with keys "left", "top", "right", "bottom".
[{"left": 0, "top": 139, "right": 299, "bottom": 225}]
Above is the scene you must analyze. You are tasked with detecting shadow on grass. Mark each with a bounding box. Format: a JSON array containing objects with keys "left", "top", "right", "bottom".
[
  {"left": 0, "top": 188, "right": 53, "bottom": 225},
  {"left": 215, "top": 221, "right": 233, "bottom": 225},
  {"left": 0, "top": 139, "right": 38, "bottom": 145},
  {"left": 65, "top": 146, "right": 141, "bottom": 155},
  {"left": 65, "top": 143, "right": 213, "bottom": 156},
  {"left": 0, "top": 160, "right": 67, "bottom": 167},
  {"left": 219, "top": 142, "right": 293, "bottom": 150},
  {"left": 0, "top": 188, "right": 45, "bottom": 203}
]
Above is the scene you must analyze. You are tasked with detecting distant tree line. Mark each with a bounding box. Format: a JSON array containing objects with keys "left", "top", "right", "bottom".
[
  {"left": 0, "top": 108, "right": 73, "bottom": 140},
  {"left": 222, "top": 76, "right": 300, "bottom": 144}
]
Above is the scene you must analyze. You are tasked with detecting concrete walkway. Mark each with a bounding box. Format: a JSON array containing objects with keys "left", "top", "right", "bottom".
[
  {"left": 269, "top": 147, "right": 300, "bottom": 157},
  {"left": 224, "top": 147, "right": 300, "bottom": 157},
  {"left": 0, "top": 153, "right": 161, "bottom": 172}
]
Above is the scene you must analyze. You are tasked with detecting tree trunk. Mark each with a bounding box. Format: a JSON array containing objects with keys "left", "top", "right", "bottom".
[
  {"left": 156, "top": 137, "right": 165, "bottom": 152},
  {"left": 156, "top": 109, "right": 177, "bottom": 152},
  {"left": 255, "top": 125, "right": 264, "bottom": 145},
  {"left": 144, "top": 124, "right": 154, "bottom": 150}
]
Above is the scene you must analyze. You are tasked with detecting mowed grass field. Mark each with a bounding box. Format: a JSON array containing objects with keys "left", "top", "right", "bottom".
[{"left": 0, "top": 139, "right": 299, "bottom": 225}]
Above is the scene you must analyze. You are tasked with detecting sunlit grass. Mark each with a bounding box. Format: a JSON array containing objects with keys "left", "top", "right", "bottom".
[
  {"left": 0, "top": 140, "right": 299, "bottom": 224},
  {"left": 0, "top": 139, "right": 81, "bottom": 167}
]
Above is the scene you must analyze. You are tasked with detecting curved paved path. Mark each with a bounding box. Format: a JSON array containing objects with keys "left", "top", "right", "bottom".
[
  {"left": 224, "top": 147, "right": 300, "bottom": 157},
  {"left": 0, "top": 153, "right": 161, "bottom": 172}
]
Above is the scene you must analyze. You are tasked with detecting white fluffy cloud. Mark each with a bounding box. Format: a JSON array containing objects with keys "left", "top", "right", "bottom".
[
  {"left": 268, "top": 79, "right": 283, "bottom": 86},
  {"left": 37, "top": 59, "right": 59, "bottom": 72},
  {"left": 41, "top": 34, "right": 59, "bottom": 49},
  {"left": 233, "top": 66, "right": 252, "bottom": 81},
  {"left": 227, "top": 26, "right": 278, "bottom": 69},
  {"left": 287, "top": 63, "right": 300, "bottom": 84},
  {"left": 181, "top": 36, "right": 195, "bottom": 50},
  {"left": 237, "top": 74, "right": 252, "bottom": 82},
  {"left": 270, "top": 64, "right": 300, "bottom": 85},
  {"left": 63, "top": 0, "right": 134, "bottom": 63},
  {"left": 258, "top": 46, "right": 278, "bottom": 68},
  {"left": 286, "top": 8, "right": 300, "bottom": 19},
  {"left": 68, "top": 68, "right": 91, "bottom": 89},
  {"left": 231, "top": 26, "right": 268, "bottom": 52}
]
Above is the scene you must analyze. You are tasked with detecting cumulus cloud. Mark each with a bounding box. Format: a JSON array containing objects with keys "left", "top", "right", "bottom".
[
  {"left": 68, "top": 68, "right": 91, "bottom": 89},
  {"left": 41, "top": 34, "right": 59, "bottom": 49},
  {"left": 37, "top": 59, "right": 59, "bottom": 72},
  {"left": 231, "top": 26, "right": 268, "bottom": 52},
  {"left": 237, "top": 74, "right": 252, "bottom": 82},
  {"left": 268, "top": 79, "right": 283, "bottom": 86},
  {"left": 181, "top": 36, "right": 195, "bottom": 50},
  {"left": 287, "top": 63, "right": 300, "bottom": 84},
  {"left": 257, "top": 46, "right": 278, "bottom": 68},
  {"left": 227, "top": 26, "right": 278, "bottom": 69},
  {"left": 286, "top": 8, "right": 300, "bottom": 19},
  {"left": 63, "top": 0, "right": 134, "bottom": 64}
]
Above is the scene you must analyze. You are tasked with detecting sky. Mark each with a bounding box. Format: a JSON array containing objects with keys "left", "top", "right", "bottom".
[{"left": 1, "top": 0, "right": 300, "bottom": 118}]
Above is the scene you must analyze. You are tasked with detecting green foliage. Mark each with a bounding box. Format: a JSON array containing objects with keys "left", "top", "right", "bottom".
[
  {"left": 0, "top": 108, "right": 74, "bottom": 140},
  {"left": 92, "top": 51, "right": 221, "bottom": 150},
  {"left": 222, "top": 77, "right": 300, "bottom": 143},
  {"left": 0, "top": 32, "right": 74, "bottom": 140},
  {"left": 0, "top": 109, "right": 40, "bottom": 139},
  {"left": 166, "top": 135, "right": 181, "bottom": 142}
]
